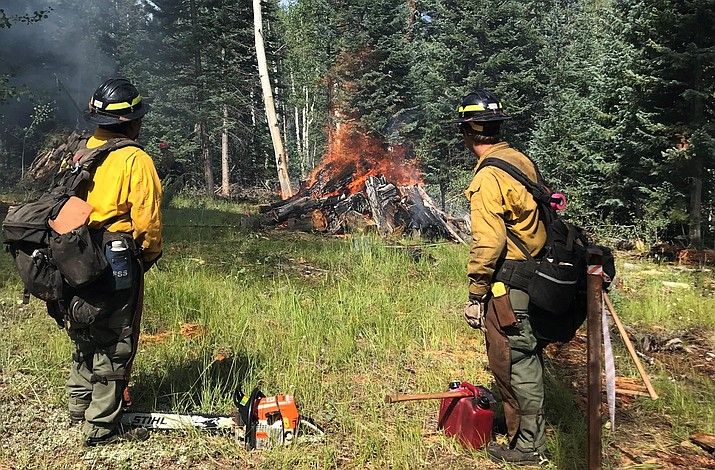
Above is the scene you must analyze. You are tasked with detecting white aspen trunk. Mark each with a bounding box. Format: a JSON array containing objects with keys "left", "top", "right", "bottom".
[
  {"left": 291, "top": 73, "right": 303, "bottom": 176},
  {"left": 253, "top": 0, "right": 293, "bottom": 199},
  {"left": 295, "top": 106, "right": 303, "bottom": 175},
  {"left": 302, "top": 86, "right": 308, "bottom": 162},
  {"left": 221, "top": 104, "right": 230, "bottom": 197}
]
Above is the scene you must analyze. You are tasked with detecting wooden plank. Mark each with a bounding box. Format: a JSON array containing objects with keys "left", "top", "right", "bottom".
[
  {"left": 690, "top": 432, "right": 715, "bottom": 454},
  {"left": 604, "top": 293, "right": 659, "bottom": 400}
]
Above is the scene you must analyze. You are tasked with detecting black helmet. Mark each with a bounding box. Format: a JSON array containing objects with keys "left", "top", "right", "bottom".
[
  {"left": 456, "top": 90, "right": 510, "bottom": 123},
  {"left": 84, "top": 78, "right": 150, "bottom": 125}
]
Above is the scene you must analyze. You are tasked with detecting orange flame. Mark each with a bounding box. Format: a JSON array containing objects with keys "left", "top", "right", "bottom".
[{"left": 305, "top": 123, "right": 422, "bottom": 197}]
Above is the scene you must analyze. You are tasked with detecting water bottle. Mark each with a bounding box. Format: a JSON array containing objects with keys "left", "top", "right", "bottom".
[{"left": 105, "top": 240, "right": 132, "bottom": 290}]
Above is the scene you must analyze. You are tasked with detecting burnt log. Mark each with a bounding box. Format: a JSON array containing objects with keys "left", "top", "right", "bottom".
[
  {"left": 267, "top": 196, "right": 320, "bottom": 223},
  {"left": 413, "top": 186, "right": 467, "bottom": 245},
  {"left": 261, "top": 171, "right": 468, "bottom": 244},
  {"left": 365, "top": 176, "right": 400, "bottom": 237}
]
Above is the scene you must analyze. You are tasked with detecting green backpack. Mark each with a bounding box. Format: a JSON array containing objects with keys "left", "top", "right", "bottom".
[{"left": 2, "top": 137, "right": 140, "bottom": 313}]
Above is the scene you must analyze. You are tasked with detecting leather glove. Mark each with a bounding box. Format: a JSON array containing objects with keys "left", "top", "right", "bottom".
[{"left": 464, "top": 299, "right": 487, "bottom": 331}]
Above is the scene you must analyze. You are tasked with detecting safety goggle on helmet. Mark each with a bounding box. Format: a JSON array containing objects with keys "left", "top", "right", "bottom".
[{"left": 456, "top": 90, "right": 511, "bottom": 124}]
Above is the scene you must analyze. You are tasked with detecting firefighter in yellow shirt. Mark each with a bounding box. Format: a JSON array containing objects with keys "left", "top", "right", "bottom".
[
  {"left": 458, "top": 90, "right": 548, "bottom": 465},
  {"left": 66, "top": 78, "right": 162, "bottom": 446}
]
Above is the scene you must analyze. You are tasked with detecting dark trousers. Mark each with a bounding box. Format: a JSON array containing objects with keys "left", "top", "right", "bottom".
[{"left": 66, "top": 272, "right": 140, "bottom": 439}]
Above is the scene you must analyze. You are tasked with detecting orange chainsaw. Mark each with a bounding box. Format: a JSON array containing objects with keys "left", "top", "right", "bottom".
[{"left": 122, "top": 387, "right": 324, "bottom": 449}]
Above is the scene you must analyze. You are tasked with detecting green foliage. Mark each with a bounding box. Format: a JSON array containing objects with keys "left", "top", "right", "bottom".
[{"left": 1, "top": 0, "right": 713, "bottom": 242}]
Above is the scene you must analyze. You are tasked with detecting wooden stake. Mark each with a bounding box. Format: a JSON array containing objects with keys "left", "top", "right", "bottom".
[
  {"left": 587, "top": 267, "right": 603, "bottom": 470},
  {"left": 604, "top": 294, "right": 659, "bottom": 400}
]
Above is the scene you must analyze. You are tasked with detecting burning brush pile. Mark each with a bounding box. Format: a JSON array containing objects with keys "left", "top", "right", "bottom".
[{"left": 263, "top": 124, "right": 469, "bottom": 243}]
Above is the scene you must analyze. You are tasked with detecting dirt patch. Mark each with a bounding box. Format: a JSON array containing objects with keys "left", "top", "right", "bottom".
[
  {"left": 140, "top": 322, "right": 207, "bottom": 344},
  {"left": 638, "top": 327, "right": 715, "bottom": 379}
]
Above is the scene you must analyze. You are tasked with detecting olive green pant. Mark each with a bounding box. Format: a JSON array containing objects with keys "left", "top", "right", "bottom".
[
  {"left": 66, "top": 284, "right": 138, "bottom": 439},
  {"left": 485, "top": 288, "right": 546, "bottom": 453}
]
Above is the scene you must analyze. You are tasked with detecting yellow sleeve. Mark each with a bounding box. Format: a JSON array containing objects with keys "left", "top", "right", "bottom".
[
  {"left": 465, "top": 169, "right": 507, "bottom": 298},
  {"left": 128, "top": 150, "right": 163, "bottom": 263}
]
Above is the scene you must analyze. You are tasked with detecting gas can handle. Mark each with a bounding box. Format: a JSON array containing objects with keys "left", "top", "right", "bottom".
[{"left": 458, "top": 381, "right": 480, "bottom": 398}]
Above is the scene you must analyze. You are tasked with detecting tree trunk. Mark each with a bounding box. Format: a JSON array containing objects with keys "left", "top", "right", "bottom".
[
  {"left": 689, "top": 155, "right": 703, "bottom": 248},
  {"left": 291, "top": 74, "right": 303, "bottom": 176},
  {"left": 253, "top": 0, "right": 293, "bottom": 199},
  {"left": 221, "top": 104, "right": 230, "bottom": 197},
  {"left": 199, "top": 121, "right": 214, "bottom": 195},
  {"left": 190, "top": 0, "right": 213, "bottom": 196}
]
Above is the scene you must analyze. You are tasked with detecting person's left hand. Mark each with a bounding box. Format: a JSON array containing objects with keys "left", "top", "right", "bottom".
[{"left": 464, "top": 300, "right": 486, "bottom": 331}]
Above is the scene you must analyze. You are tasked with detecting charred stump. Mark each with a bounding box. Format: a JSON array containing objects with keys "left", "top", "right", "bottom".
[{"left": 263, "top": 173, "right": 469, "bottom": 244}]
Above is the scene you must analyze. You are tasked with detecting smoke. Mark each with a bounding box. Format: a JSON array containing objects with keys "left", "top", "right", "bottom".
[{"left": 0, "top": 0, "right": 118, "bottom": 130}]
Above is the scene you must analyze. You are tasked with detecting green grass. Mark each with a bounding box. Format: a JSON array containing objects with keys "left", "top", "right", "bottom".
[
  {"left": 612, "top": 259, "right": 715, "bottom": 330},
  {"left": 1, "top": 194, "right": 714, "bottom": 469}
]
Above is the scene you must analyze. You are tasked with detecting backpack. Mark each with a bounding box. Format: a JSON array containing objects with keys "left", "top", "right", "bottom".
[
  {"left": 2, "top": 137, "right": 140, "bottom": 307},
  {"left": 476, "top": 157, "right": 615, "bottom": 342}
]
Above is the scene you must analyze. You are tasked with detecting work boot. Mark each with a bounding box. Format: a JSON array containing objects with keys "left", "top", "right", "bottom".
[
  {"left": 487, "top": 443, "right": 548, "bottom": 466},
  {"left": 69, "top": 413, "right": 84, "bottom": 426},
  {"left": 68, "top": 397, "right": 90, "bottom": 426},
  {"left": 84, "top": 426, "right": 149, "bottom": 447}
]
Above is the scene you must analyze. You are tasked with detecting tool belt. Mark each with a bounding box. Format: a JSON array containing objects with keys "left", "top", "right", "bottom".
[{"left": 493, "top": 258, "right": 535, "bottom": 293}]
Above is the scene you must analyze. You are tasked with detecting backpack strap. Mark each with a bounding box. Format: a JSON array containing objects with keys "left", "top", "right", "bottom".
[
  {"left": 73, "top": 138, "right": 141, "bottom": 170},
  {"left": 66, "top": 138, "right": 141, "bottom": 194},
  {"left": 505, "top": 230, "right": 534, "bottom": 260},
  {"left": 476, "top": 157, "right": 554, "bottom": 206},
  {"left": 475, "top": 156, "right": 555, "bottom": 261}
]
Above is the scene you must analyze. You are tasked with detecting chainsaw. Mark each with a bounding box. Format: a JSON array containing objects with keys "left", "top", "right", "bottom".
[{"left": 121, "top": 387, "right": 324, "bottom": 449}]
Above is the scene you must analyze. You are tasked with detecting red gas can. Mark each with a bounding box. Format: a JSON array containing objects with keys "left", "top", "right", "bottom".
[{"left": 437, "top": 381, "right": 493, "bottom": 449}]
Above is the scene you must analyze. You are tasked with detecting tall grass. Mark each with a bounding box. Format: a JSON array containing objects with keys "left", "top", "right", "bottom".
[{"left": 1, "top": 195, "right": 713, "bottom": 468}]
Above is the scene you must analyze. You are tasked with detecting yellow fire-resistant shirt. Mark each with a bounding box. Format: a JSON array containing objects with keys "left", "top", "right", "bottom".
[
  {"left": 464, "top": 142, "right": 547, "bottom": 298},
  {"left": 85, "top": 128, "right": 163, "bottom": 263}
]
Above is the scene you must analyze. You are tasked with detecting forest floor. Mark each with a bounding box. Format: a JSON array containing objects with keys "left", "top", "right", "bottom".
[{"left": 0, "top": 194, "right": 714, "bottom": 469}]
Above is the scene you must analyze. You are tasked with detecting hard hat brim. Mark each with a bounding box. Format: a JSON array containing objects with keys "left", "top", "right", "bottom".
[{"left": 84, "top": 102, "right": 151, "bottom": 126}]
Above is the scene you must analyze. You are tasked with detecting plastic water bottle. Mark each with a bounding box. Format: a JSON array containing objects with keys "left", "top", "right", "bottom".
[{"left": 106, "top": 240, "right": 131, "bottom": 290}]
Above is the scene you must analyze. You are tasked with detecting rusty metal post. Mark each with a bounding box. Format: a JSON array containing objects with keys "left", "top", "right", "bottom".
[{"left": 587, "top": 261, "right": 603, "bottom": 470}]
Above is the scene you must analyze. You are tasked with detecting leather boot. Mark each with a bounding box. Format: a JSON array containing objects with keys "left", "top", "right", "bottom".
[
  {"left": 84, "top": 426, "right": 149, "bottom": 446},
  {"left": 487, "top": 442, "right": 548, "bottom": 466}
]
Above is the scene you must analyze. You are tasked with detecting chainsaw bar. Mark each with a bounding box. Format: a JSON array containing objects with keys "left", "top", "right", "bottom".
[
  {"left": 121, "top": 387, "right": 325, "bottom": 448},
  {"left": 121, "top": 411, "right": 324, "bottom": 445},
  {"left": 122, "top": 412, "right": 241, "bottom": 432}
]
